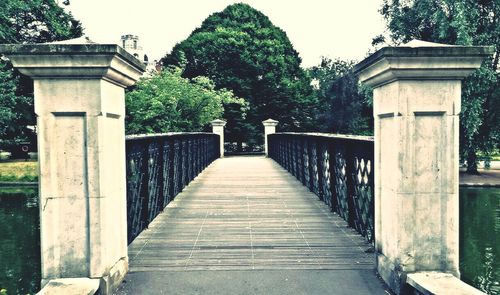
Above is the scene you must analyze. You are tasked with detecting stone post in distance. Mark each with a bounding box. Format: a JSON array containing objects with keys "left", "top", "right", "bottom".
[
  {"left": 262, "top": 118, "right": 278, "bottom": 156},
  {"left": 211, "top": 119, "right": 226, "bottom": 157}
]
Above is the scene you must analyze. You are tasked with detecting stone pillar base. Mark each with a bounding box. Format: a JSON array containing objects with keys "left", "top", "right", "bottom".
[
  {"left": 98, "top": 257, "right": 128, "bottom": 294},
  {"left": 377, "top": 253, "right": 405, "bottom": 293},
  {"left": 38, "top": 278, "right": 100, "bottom": 295},
  {"left": 40, "top": 257, "right": 128, "bottom": 294}
]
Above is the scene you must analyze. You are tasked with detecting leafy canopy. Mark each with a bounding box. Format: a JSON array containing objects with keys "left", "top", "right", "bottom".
[
  {"left": 377, "top": 0, "right": 500, "bottom": 173},
  {"left": 0, "top": 0, "right": 83, "bottom": 143},
  {"left": 163, "top": 3, "right": 318, "bottom": 147},
  {"left": 308, "top": 57, "right": 373, "bottom": 136},
  {"left": 0, "top": 0, "right": 82, "bottom": 44},
  {"left": 126, "top": 67, "right": 247, "bottom": 135}
]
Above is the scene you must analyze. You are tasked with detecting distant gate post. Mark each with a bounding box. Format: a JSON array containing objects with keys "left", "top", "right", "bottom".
[
  {"left": 354, "top": 40, "right": 492, "bottom": 293},
  {"left": 0, "top": 40, "right": 145, "bottom": 294},
  {"left": 262, "top": 119, "right": 278, "bottom": 156},
  {"left": 211, "top": 119, "right": 226, "bottom": 157}
]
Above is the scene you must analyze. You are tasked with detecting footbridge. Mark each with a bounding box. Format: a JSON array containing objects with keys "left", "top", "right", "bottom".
[
  {"left": 120, "top": 154, "right": 385, "bottom": 294},
  {"left": 0, "top": 40, "right": 493, "bottom": 295}
]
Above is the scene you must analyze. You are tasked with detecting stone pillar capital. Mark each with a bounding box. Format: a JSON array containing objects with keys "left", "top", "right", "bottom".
[
  {"left": 210, "top": 119, "right": 227, "bottom": 127},
  {"left": 262, "top": 118, "right": 279, "bottom": 127},
  {"left": 354, "top": 40, "right": 494, "bottom": 88},
  {"left": 0, "top": 42, "right": 145, "bottom": 87}
]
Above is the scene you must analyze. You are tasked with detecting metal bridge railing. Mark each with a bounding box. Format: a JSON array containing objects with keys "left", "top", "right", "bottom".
[
  {"left": 125, "top": 132, "right": 219, "bottom": 243},
  {"left": 268, "top": 132, "right": 375, "bottom": 243}
]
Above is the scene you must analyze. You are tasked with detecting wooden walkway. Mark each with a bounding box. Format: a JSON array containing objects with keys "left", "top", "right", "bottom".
[{"left": 118, "top": 156, "right": 387, "bottom": 294}]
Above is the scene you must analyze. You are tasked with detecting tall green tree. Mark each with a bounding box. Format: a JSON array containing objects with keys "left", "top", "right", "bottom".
[
  {"left": 309, "top": 57, "right": 373, "bottom": 135},
  {"left": 0, "top": 0, "right": 83, "bottom": 144},
  {"left": 162, "top": 3, "right": 318, "bottom": 148},
  {"left": 126, "top": 67, "right": 246, "bottom": 135},
  {"left": 377, "top": 0, "right": 500, "bottom": 173}
]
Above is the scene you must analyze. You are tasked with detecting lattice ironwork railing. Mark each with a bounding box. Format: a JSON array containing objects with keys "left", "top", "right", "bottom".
[
  {"left": 268, "top": 133, "right": 375, "bottom": 243},
  {"left": 126, "top": 133, "right": 219, "bottom": 243}
]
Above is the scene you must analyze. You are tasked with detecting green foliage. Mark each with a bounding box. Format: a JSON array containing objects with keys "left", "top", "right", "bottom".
[
  {"left": 0, "top": 0, "right": 83, "bottom": 145},
  {"left": 308, "top": 57, "right": 373, "bottom": 135},
  {"left": 125, "top": 67, "right": 246, "bottom": 134},
  {"left": 163, "top": 3, "right": 318, "bottom": 147},
  {"left": 0, "top": 60, "right": 33, "bottom": 142},
  {"left": 379, "top": 0, "right": 500, "bottom": 173},
  {"left": 0, "top": 0, "right": 83, "bottom": 44}
]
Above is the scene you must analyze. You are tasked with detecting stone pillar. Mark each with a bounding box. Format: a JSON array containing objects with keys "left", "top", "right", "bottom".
[
  {"left": 354, "top": 40, "right": 493, "bottom": 293},
  {"left": 0, "top": 40, "right": 144, "bottom": 294},
  {"left": 262, "top": 119, "right": 278, "bottom": 156},
  {"left": 211, "top": 119, "right": 226, "bottom": 157}
]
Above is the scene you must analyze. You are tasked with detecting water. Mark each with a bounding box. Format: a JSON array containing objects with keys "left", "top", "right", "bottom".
[
  {"left": 0, "top": 187, "right": 498, "bottom": 294},
  {"left": 0, "top": 187, "right": 40, "bottom": 295},
  {"left": 460, "top": 187, "right": 500, "bottom": 295}
]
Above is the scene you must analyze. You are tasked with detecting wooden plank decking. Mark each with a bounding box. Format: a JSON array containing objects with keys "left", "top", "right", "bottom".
[{"left": 119, "top": 156, "right": 387, "bottom": 294}]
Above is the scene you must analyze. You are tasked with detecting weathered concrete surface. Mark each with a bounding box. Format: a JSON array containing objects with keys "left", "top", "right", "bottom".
[
  {"left": 406, "top": 272, "right": 486, "bottom": 295},
  {"left": 117, "top": 270, "right": 387, "bottom": 295},
  {"left": 117, "top": 156, "right": 389, "bottom": 294},
  {"left": 37, "top": 278, "right": 99, "bottom": 295}
]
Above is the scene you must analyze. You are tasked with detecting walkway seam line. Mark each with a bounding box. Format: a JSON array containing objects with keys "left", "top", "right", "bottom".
[{"left": 185, "top": 210, "right": 209, "bottom": 269}]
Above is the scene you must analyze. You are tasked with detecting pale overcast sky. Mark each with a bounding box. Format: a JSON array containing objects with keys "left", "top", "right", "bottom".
[{"left": 62, "top": 0, "right": 386, "bottom": 68}]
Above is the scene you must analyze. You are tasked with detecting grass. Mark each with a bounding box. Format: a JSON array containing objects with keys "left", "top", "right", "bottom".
[{"left": 0, "top": 161, "right": 38, "bottom": 182}]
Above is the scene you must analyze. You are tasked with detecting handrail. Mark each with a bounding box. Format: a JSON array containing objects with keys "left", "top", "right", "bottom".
[
  {"left": 125, "top": 132, "right": 215, "bottom": 141},
  {"left": 125, "top": 132, "right": 219, "bottom": 243},
  {"left": 268, "top": 132, "right": 374, "bottom": 243},
  {"left": 274, "top": 132, "right": 374, "bottom": 142}
]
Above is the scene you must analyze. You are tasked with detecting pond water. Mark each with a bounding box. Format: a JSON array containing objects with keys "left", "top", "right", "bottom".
[
  {"left": 0, "top": 187, "right": 40, "bottom": 295},
  {"left": 460, "top": 187, "right": 499, "bottom": 294},
  {"left": 0, "top": 187, "right": 498, "bottom": 294}
]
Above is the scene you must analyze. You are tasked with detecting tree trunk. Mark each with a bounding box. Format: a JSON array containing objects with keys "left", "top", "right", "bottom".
[
  {"left": 237, "top": 141, "right": 243, "bottom": 152},
  {"left": 466, "top": 150, "right": 480, "bottom": 174}
]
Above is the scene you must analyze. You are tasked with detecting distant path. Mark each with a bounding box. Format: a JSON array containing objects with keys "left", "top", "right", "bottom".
[
  {"left": 116, "top": 156, "right": 388, "bottom": 295},
  {"left": 460, "top": 169, "right": 500, "bottom": 187}
]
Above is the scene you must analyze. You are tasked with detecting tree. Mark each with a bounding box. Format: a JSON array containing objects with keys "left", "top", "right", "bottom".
[
  {"left": 377, "top": 0, "right": 500, "bottom": 173},
  {"left": 125, "top": 66, "right": 246, "bottom": 135},
  {"left": 0, "top": 60, "right": 32, "bottom": 141},
  {"left": 162, "top": 3, "right": 318, "bottom": 148},
  {"left": 0, "top": 0, "right": 83, "bottom": 145},
  {"left": 0, "top": 0, "right": 82, "bottom": 44},
  {"left": 308, "top": 57, "right": 373, "bottom": 135}
]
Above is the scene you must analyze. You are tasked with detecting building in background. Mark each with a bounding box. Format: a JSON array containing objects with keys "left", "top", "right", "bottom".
[{"left": 120, "top": 34, "right": 158, "bottom": 75}]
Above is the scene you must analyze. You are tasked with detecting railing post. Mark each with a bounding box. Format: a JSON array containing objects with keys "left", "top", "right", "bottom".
[
  {"left": 354, "top": 40, "right": 493, "bottom": 293},
  {"left": 211, "top": 119, "right": 226, "bottom": 157},
  {"left": 262, "top": 119, "right": 279, "bottom": 157},
  {"left": 0, "top": 41, "right": 145, "bottom": 293}
]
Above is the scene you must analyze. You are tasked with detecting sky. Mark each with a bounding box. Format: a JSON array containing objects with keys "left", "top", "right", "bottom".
[{"left": 62, "top": 0, "right": 387, "bottom": 68}]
